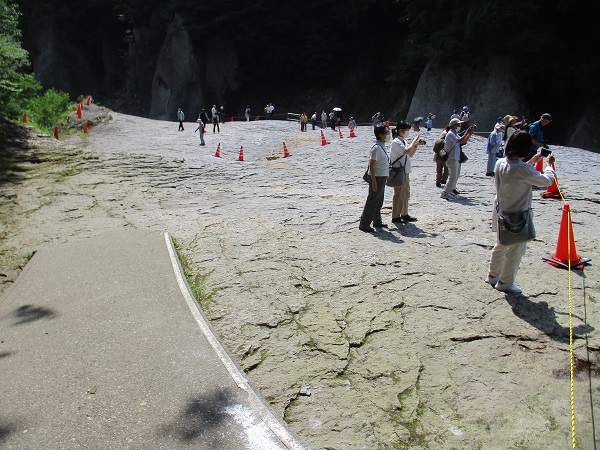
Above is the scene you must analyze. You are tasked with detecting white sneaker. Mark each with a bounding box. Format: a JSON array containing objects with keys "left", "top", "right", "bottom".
[
  {"left": 485, "top": 275, "right": 499, "bottom": 286},
  {"left": 494, "top": 282, "right": 522, "bottom": 294},
  {"left": 441, "top": 191, "right": 456, "bottom": 200}
]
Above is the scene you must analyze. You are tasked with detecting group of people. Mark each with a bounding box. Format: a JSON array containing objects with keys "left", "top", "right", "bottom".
[{"left": 360, "top": 111, "right": 556, "bottom": 294}]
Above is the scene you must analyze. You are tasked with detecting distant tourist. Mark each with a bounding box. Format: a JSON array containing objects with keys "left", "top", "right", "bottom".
[
  {"left": 502, "top": 115, "right": 518, "bottom": 143},
  {"left": 389, "top": 121, "right": 424, "bottom": 224},
  {"left": 245, "top": 106, "right": 251, "bottom": 121},
  {"left": 450, "top": 110, "right": 460, "bottom": 120},
  {"left": 441, "top": 118, "right": 475, "bottom": 200},
  {"left": 459, "top": 106, "right": 471, "bottom": 129},
  {"left": 432, "top": 128, "right": 449, "bottom": 188},
  {"left": 486, "top": 123, "right": 504, "bottom": 176},
  {"left": 300, "top": 113, "right": 308, "bottom": 131},
  {"left": 528, "top": 113, "right": 552, "bottom": 158},
  {"left": 426, "top": 113, "right": 436, "bottom": 131},
  {"left": 371, "top": 112, "right": 382, "bottom": 128},
  {"left": 485, "top": 130, "right": 556, "bottom": 294},
  {"left": 177, "top": 108, "right": 185, "bottom": 131},
  {"left": 211, "top": 106, "right": 220, "bottom": 133},
  {"left": 195, "top": 115, "right": 205, "bottom": 146},
  {"left": 321, "top": 110, "right": 327, "bottom": 129},
  {"left": 359, "top": 125, "right": 390, "bottom": 233},
  {"left": 348, "top": 116, "right": 357, "bottom": 130},
  {"left": 200, "top": 109, "right": 210, "bottom": 124},
  {"left": 265, "top": 103, "right": 275, "bottom": 119},
  {"left": 329, "top": 111, "right": 336, "bottom": 130},
  {"left": 311, "top": 112, "right": 317, "bottom": 130},
  {"left": 219, "top": 106, "right": 226, "bottom": 124}
]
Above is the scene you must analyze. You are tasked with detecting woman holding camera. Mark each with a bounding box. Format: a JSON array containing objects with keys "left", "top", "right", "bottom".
[
  {"left": 390, "top": 121, "right": 423, "bottom": 223},
  {"left": 485, "top": 130, "right": 555, "bottom": 294}
]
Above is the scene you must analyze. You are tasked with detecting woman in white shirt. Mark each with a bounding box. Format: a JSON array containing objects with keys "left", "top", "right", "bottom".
[
  {"left": 485, "top": 130, "right": 555, "bottom": 294},
  {"left": 390, "top": 121, "right": 423, "bottom": 223}
]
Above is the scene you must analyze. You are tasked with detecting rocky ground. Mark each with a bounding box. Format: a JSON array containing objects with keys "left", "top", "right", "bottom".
[{"left": 0, "top": 107, "right": 599, "bottom": 449}]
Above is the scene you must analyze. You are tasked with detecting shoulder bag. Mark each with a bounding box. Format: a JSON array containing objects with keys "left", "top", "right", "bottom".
[
  {"left": 497, "top": 207, "right": 536, "bottom": 245},
  {"left": 363, "top": 143, "right": 388, "bottom": 183},
  {"left": 386, "top": 154, "right": 406, "bottom": 187}
]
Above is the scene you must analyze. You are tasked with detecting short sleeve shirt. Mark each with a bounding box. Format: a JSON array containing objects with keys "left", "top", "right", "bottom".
[{"left": 370, "top": 142, "right": 389, "bottom": 177}]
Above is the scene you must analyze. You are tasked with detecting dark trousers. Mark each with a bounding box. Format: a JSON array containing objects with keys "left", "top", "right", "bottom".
[
  {"left": 178, "top": 120, "right": 184, "bottom": 131},
  {"left": 436, "top": 158, "right": 448, "bottom": 184},
  {"left": 360, "top": 176, "right": 387, "bottom": 227},
  {"left": 213, "top": 122, "right": 220, "bottom": 133}
]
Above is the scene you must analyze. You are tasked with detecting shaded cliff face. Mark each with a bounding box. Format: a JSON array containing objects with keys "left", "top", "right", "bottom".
[
  {"left": 406, "top": 59, "right": 528, "bottom": 134},
  {"left": 147, "top": 14, "right": 238, "bottom": 120}
]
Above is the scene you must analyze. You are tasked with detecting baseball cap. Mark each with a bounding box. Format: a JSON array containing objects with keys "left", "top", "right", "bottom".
[
  {"left": 449, "top": 118, "right": 463, "bottom": 127},
  {"left": 541, "top": 113, "right": 552, "bottom": 121}
]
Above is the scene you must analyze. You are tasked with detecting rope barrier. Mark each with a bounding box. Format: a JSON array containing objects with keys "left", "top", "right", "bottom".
[{"left": 553, "top": 176, "right": 578, "bottom": 449}]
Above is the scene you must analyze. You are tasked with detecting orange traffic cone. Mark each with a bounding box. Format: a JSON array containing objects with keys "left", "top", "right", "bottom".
[
  {"left": 320, "top": 130, "right": 328, "bottom": 146},
  {"left": 214, "top": 143, "right": 221, "bottom": 158},
  {"left": 349, "top": 125, "right": 356, "bottom": 138},
  {"left": 83, "top": 121, "right": 89, "bottom": 133},
  {"left": 237, "top": 145, "right": 245, "bottom": 161},
  {"left": 339, "top": 128, "right": 344, "bottom": 139},
  {"left": 283, "top": 141, "right": 290, "bottom": 158},
  {"left": 541, "top": 164, "right": 562, "bottom": 199},
  {"left": 53, "top": 126, "right": 59, "bottom": 139},
  {"left": 86, "top": 96, "right": 91, "bottom": 105},
  {"left": 77, "top": 103, "right": 82, "bottom": 119},
  {"left": 23, "top": 114, "right": 27, "bottom": 124},
  {"left": 543, "top": 203, "right": 591, "bottom": 269},
  {"left": 231, "top": 116, "right": 234, "bottom": 122},
  {"left": 535, "top": 158, "right": 543, "bottom": 173}
]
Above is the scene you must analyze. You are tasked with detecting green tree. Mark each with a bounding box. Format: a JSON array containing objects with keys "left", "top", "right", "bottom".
[{"left": 0, "top": 0, "right": 40, "bottom": 118}]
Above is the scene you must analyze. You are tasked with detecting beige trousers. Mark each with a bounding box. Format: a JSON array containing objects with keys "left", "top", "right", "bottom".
[{"left": 392, "top": 174, "right": 410, "bottom": 218}]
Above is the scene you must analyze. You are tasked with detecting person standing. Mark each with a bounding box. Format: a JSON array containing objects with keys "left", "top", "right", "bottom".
[
  {"left": 211, "top": 106, "right": 220, "bottom": 133},
  {"left": 390, "top": 121, "right": 423, "bottom": 224},
  {"left": 528, "top": 113, "right": 552, "bottom": 158},
  {"left": 441, "top": 118, "right": 475, "bottom": 200},
  {"left": 485, "top": 130, "right": 556, "bottom": 294},
  {"left": 459, "top": 106, "right": 471, "bottom": 129},
  {"left": 503, "top": 115, "right": 518, "bottom": 143},
  {"left": 450, "top": 110, "right": 460, "bottom": 120},
  {"left": 245, "top": 106, "right": 251, "bottom": 121},
  {"left": 432, "top": 129, "right": 449, "bottom": 188},
  {"left": 265, "top": 103, "right": 274, "bottom": 119},
  {"left": 195, "top": 115, "right": 205, "bottom": 146},
  {"left": 359, "top": 125, "right": 390, "bottom": 233},
  {"left": 321, "top": 110, "right": 327, "bottom": 129},
  {"left": 219, "top": 106, "right": 226, "bottom": 125},
  {"left": 200, "top": 108, "right": 210, "bottom": 125},
  {"left": 486, "top": 123, "right": 504, "bottom": 176},
  {"left": 372, "top": 112, "right": 382, "bottom": 128},
  {"left": 311, "top": 112, "right": 317, "bottom": 130},
  {"left": 349, "top": 116, "right": 357, "bottom": 130},
  {"left": 426, "top": 113, "right": 436, "bottom": 131},
  {"left": 300, "top": 113, "right": 308, "bottom": 131},
  {"left": 177, "top": 108, "right": 185, "bottom": 131}
]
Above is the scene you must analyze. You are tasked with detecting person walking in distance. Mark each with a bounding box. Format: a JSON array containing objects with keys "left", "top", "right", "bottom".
[
  {"left": 311, "top": 112, "right": 317, "bottom": 130},
  {"left": 245, "top": 106, "right": 251, "bottom": 121},
  {"left": 441, "top": 118, "right": 475, "bottom": 200},
  {"left": 485, "top": 130, "right": 556, "bottom": 294},
  {"left": 359, "top": 125, "right": 390, "bottom": 233},
  {"left": 177, "top": 108, "right": 185, "bottom": 131},
  {"left": 321, "top": 110, "right": 327, "bottom": 129}
]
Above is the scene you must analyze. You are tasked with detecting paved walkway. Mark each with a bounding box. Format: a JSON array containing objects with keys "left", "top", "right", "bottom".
[{"left": 0, "top": 230, "right": 307, "bottom": 449}]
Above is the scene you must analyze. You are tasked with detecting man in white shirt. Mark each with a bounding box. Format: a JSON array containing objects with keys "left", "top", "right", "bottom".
[{"left": 441, "top": 118, "right": 475, "bottom": 200}]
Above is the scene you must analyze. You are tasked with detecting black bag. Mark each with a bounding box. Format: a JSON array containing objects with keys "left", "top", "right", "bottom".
[
  {"left": 386, "top": 155, "right": 406, "bottom": 187},
  {"left": 363, "top": 169, "right": 371, "bottom": 184},
  {"left": 439, "top": 148, "right": 449, "bottom": 162},
  {"left": 459, "top": 150, "right": 468, "bottom": 163}
]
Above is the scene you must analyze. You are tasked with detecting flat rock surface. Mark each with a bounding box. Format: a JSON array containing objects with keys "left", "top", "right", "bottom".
[{"left": 0, "top": 110, "right": 598, "bottom": 449}]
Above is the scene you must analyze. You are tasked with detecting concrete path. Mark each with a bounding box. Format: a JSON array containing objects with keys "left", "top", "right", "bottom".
[{"left": 0, "top": 230, "right": 307, "bottom": 449}]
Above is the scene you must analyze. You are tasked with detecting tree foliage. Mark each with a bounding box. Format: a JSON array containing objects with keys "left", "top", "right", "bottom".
[{"left": 0, "top": 0, "right": 40, "bottom": 118}]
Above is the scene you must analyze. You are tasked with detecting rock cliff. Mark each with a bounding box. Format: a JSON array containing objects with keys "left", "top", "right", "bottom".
[{"left": 406, "top": 59, "right": 528, "bottom": 133}]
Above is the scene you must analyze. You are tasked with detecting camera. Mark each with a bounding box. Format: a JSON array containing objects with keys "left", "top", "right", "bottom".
[
  {"left": 540, "top": 147, "right": 551, "bottom": 157},
  {"left": 419, "top": 139, "right": 427, "bottom": 145}
]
